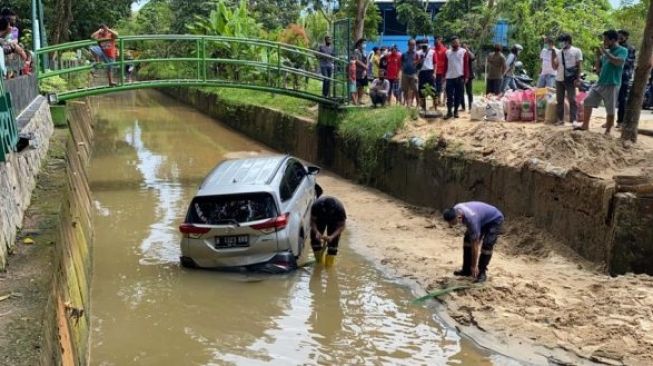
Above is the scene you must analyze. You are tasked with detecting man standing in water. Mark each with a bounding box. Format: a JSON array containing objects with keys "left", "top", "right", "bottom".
[
  {"left": 311, "top": 193, "right": 347, "bottom": 267},
  {"left": 443, "top": 202, "right": 504, "bottom": 283}
]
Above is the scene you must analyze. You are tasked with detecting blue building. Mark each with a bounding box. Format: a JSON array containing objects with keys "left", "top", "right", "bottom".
[
  {"left": 368, "top": 0, "right": 445, "bottom": 53},
  {"left": 364, "top": 1, "right": 509, "bottom": 53}
]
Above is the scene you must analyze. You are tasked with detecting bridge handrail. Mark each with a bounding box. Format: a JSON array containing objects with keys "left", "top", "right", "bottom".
[
  {"left": 36, "top": 35, "right": 347, "bottom": 65},
  {"left": 36, "top": 35, "right": 350, "bottom": 105}
]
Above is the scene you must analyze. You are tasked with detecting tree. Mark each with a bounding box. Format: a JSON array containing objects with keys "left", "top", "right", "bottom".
[
  {"left": 353, "top": 0, "right": 368, "bottom": 41},
  {"left": 622, "top": 0, "right": 653, "bottom": 142},
  {"left": 341, "top": 0, "right": 380, "bottom": 41},
  {"left": 395, "top": 0, "right": 433, "bottom": 38},
  {"left": 251, "top": 0, "right": 302, "bottom": 31},
  {"left": 613, "top": 0, "right": 651, "bottom": 49}
]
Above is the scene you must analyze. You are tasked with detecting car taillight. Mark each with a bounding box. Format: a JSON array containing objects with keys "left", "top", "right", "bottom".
[
  {"left": 251, "top": 213, "right": 289, "bottom": 233},
  {"left": 179, "top": 223, "right": 211, "bottom": 235}
]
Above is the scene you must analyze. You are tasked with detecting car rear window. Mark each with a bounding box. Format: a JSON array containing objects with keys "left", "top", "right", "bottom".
[{"left": 187, "top": 193, "right": 278, "bottom": 225}]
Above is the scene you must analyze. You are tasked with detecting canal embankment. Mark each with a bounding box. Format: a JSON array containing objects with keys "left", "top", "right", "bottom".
[
  {"left": 0, "top": 98, "right": 95, "bottom": 366},
  {"left": 161, "top": 87, "right": 653, "bottom": 365}
]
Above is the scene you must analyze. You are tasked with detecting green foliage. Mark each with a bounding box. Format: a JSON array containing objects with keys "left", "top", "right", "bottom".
[
  {"left": 38, "top": 70, "right": 89, "bottom": 94},
  {"left": 117, "top": 0, "right": 174, "bottom": 35},
  {"left": 496, "top": 0, "right": 613, "bottom": 75},
  {"left": 395, "top": 0, "right": 433, "bottom": 37},
  {"left": 613, "top": 0, "right": 651, "bottom": 49},
  {"left": 252, "top": 0, "right": 302, "bottom": 31},
  {"left": 300, "top": 11, "right": 330, "bottom": 49},
  {"left": 434, "top": 0, "right": 485, "bottom": 39},
  {"left": 337, "top": 106, "right": 408, "bottom": 182},
  {"left": 69, "top": 1, "right": 133, "bottom": 40},
  {"left": 342, "top": 0, "right": 381, "bottom": 41}
]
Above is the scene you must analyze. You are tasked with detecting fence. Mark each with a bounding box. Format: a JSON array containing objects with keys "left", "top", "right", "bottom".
[
  {"left": 0, "top": 84, "right": 18, "bottom": 162},
  {"left": 4, "top": 74, "right": 39, "bottom": 117}
]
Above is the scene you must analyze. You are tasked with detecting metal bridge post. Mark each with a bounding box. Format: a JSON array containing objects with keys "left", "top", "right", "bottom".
[
  {"left": 196, "top": 39, "right": 201, "bottom": 81},
  {"left": 277, "top": 44, "right": 281, "bottom": 89},
  {"left": 119, "top": 38, "right": 125, "bottom": 85},
  {"left": 201, "top": 37, "right": 207, "bottom": 81}
]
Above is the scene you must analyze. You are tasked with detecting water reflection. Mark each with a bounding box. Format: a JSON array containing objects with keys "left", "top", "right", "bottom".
[{"left": 125, "top": 121, "right": 184, "bottom": 264}]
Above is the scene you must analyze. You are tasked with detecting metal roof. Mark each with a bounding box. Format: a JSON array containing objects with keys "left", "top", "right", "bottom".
[{"left": 197, "top": 155, "right": 288, "bottom": 195}]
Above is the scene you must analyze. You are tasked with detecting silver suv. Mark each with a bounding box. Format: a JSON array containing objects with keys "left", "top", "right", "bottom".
[{"left": 179, "top": 155, "right": 319, "bottom": 270}]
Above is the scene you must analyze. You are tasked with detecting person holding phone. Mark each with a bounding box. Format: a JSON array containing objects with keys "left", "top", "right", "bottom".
[{"left": 578, "top": 30, "right": 628, "bottom": 134}]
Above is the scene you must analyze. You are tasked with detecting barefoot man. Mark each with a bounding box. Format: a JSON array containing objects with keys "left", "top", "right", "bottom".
[
  {"left": 311, "top": 195, "right": 347, "bottom": 267},
  {"left": 443, "top": 202, "right": 504, "bottom": 283}
]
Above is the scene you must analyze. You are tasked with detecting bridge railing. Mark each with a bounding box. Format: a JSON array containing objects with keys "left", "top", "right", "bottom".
[{"left": 35, "top": 35, "right": 349, "bottom": 105}]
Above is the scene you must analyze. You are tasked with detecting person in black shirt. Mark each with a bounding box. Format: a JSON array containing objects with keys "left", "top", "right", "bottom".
[{"left": 310, "top": 196, "right": 347, "bottom": 267}]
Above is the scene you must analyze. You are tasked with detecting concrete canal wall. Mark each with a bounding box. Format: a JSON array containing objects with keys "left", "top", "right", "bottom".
[
  {"left": 42, "top": 100, "right": 95, "bottom": 366},
  {"left": 162, "top": 88, "right": 653, "bottom": 275},
  {"left": 0, "top": 97, "right": 54, "bottom": 270},
  {"left": 0, "top": 97, "right": 95, "bottom": 365}
]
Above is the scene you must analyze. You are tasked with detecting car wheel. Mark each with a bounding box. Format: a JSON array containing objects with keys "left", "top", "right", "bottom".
[
  {"left": 180, "top": 256, "right": 197, "bottom": 269},
  {"left": 296, "top": 230, "right": 305, "bottom": 259}
]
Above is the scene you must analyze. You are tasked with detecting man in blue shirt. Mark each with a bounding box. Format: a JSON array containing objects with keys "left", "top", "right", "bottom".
[
  {"left": 401, "top": 39, "right": 419, "bottom": 108},
  {"left": 443, "top": 202, "right": 504, "bottom": 283}
]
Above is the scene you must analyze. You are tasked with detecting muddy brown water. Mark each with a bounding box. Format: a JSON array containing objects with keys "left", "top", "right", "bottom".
[{"left": 88, "top": 90, "right": 511, "bottom": 365}]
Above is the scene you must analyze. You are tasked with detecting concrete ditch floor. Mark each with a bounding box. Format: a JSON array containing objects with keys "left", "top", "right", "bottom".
[{"left": 0, "top": 129, "right": 67, "bottom": 366}]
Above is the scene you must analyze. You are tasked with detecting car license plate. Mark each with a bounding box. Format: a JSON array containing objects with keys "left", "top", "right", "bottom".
[{"left": 215, "top": 235, "right": 249, "bottom": 249}]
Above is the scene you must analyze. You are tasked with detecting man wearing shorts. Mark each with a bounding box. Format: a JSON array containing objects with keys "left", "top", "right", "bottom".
[
  {"left": 311, "top": 196, "right": 347, "bottom": 267},
  {"left": 443, "top": 202, "right": 504, "bottom": 283},
  {"left": 385, "top": 45, "right": 402, "bottom": 104},
  {"left": 401, "top": 39, "right": 419, "bottom": 107},
  {"left": 579, "top": 29, "right": 628, "bottom": 135},
  {"left": 434, "top": 37, "right": 447, "bottom": 106},
  {"left": 90, "top": 24, "right": 119, "bottom": 86},
  {"left": 353, "top": 39, "right": 368, "bottom": 103}
]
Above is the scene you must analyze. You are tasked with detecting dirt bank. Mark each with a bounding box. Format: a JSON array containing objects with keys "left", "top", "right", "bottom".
[
  {"left": 317, "top": 172, "right": 653, "bottom": 366},
  {"left": 395, "top": 112, "right": 653, "bottom": 180}
]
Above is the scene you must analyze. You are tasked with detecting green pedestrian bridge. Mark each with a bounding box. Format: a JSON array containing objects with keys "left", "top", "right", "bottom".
[{"left": 35, "top": 34, "right": 350, "bottom": 106}]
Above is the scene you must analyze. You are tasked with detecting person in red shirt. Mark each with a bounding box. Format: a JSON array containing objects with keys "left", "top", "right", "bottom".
[
  {"left": 385, "top": 45, "right": 402, "bottom": 105},
  {"left": 434, "top": 37, "right": 448, "bottom": 107},
  {"left": 90, "top": 24, "right": 119, "bottom": 86}
]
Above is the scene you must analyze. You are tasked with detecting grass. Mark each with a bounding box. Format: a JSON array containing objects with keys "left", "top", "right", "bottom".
[
  {"left": 338, "top": 106, "right": 409, "bottom": 182},
  {"left": 200, "top": 87, "right": 319, "bottom": 119},
  {"left": 338, "top": 106, "right": 409, "bottom": 142}
]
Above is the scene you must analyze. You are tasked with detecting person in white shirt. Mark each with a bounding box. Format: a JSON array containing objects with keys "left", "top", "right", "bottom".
[
  {"left": 370, "top": 70, "right": 391, "bottom": 107},
  {"left": 537, "top": 37, "right": 557, "bottom": 88},
  {"left": 444, "top": 36, "right": 469, "bottom": 119},
  {"left": 417, "top": 41, "right": 437, "bottom": 111},
  {"left": 552, "top": 33, "right": 583, "bottom": 125}
]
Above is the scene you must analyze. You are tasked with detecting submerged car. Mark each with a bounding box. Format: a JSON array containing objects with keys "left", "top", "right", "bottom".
[{"left": 179, "top": 155, "right": 319, "bottom": 270}]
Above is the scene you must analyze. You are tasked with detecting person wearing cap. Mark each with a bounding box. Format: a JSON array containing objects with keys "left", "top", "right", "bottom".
[
  {"left": 443, "top": 202, "right": 504, "bottom": 283},
  {"left": 537, "top": 37, "right": 557, "bottom": 88},
  {"left": 501, "top": 44, "right": 523, "bottom": 92},
  {"left": 354, "top": 38, "right": 368, "bottom": 103}
]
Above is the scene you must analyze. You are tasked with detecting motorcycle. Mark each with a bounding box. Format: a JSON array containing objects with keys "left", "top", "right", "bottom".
[{"left": 512, "top": 61, "right": 533, "bottom": 90}]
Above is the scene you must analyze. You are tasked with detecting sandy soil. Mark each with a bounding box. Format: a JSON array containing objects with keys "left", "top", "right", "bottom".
[
  {"left": 394, "top": 111, "right": 653, "bottom": 180},
  {"left": 318, "top": 172, "right": 653, "bottom": 366}
]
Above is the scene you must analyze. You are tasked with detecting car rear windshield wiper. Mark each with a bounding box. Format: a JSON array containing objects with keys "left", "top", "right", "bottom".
[{"left": 213, "top": 219, "right": 241, "bottom": 227}]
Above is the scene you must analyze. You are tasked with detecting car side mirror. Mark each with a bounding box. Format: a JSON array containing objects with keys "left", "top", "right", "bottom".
[{"left": 307, "top": 166, "right": 320, "bottom": 175}]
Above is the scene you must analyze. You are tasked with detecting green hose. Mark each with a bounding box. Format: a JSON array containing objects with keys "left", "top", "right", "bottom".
[{"left": 412, "top": 284, "right": 481, "bottom": 304}]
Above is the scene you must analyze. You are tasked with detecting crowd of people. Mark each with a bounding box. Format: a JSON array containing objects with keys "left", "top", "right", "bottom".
[
  {"left": 318, "top": 27, "right": 648, "bottom": 134},
  {"left": 0, "top": 7, "right": 32, "bottom": 78}
]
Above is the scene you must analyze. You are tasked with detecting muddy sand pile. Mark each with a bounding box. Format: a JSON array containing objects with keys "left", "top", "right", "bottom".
[
  {"left": 395, "top": 114, "right": 653, "bottom": 179},
  {"left": 319, "top": 173, "right": 653, "bottom": 366}
]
